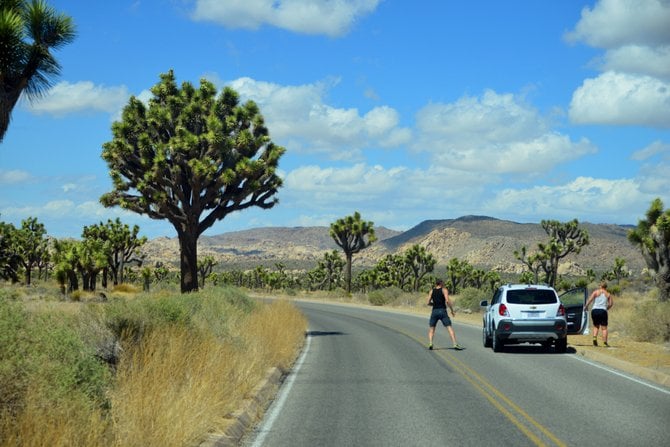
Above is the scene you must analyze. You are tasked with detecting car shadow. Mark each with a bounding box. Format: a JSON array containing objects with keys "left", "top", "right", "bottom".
[
  {"left": 497, "top": 345, "right": 577, "bottom": 354},
  {"left": 305, "top": 330, "right": 346, "bottom": 337}
]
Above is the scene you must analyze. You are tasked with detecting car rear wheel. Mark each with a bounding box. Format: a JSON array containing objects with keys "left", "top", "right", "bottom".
[
  {"left": 492, "top": 333, "right": 504, "bottom": 352},
  {"left": 483, "top": 326, "right": 492, "bottom": 348},
  {"left": 555, "top": 338, "right": 567, "bottom": 353}
]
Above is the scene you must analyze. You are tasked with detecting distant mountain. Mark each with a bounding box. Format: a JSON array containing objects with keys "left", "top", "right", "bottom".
[{"left": 141, "top": 216, "right": 645, "bottom": 274}]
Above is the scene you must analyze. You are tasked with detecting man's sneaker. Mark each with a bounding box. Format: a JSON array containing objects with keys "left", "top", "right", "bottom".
[
  {"left": 593, "top": 338, "right": 598, "bottom": 346},
  {"left": 428, "top": 344, "right": 433, "bottom": 350},
  {"left": 454, "top": 344, "right": 464, "bottom": 350},
  {"left": 603, "top": 342, "right": 610, "bottom": 347}
]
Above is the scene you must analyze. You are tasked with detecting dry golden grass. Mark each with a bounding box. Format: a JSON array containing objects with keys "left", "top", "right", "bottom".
[
  {"left": 108, "top": 298, "right": 306, "bottom": 447},
  {"left": 0, "top": 290, "right": 306, "bottom": 447}
]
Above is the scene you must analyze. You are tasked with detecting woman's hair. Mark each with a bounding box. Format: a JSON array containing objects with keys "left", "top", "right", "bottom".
[
  {"left": 600, "top": 281, "right": 608, "bottom": 289},
  {"left": 436, "top": 279, "right": 444, "bottom": 286}
]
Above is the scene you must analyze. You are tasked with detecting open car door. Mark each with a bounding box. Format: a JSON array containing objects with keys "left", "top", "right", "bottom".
[{"left": 560, "top": 287, "right": 589, "bottom": 335}]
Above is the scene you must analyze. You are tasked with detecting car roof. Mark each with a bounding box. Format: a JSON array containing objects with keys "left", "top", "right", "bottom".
[{"left": 501, "top": 283, "right": 556, "bottom": 291}]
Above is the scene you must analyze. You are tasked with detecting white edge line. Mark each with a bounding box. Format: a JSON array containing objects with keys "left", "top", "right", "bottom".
[
  {"left": 568, "top": 353, "right": 670, "bottom": 395},
  {"left": 250, "top": 329, "right": 312, "bottom": 447}
]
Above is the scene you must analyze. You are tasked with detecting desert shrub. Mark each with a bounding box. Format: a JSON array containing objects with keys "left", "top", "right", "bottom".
[
  {"left": 609, "top": 284, "right": 622, "bottom": 296},
  {"left": 629, "top": 300, "right": 670, "bottom": 342},
  {"left": 0, "top": 295, "right": 111, "bottom": 420},
  {"left": 0, "top": 296, "right": 30, "bottom": 410},
  {"left": 112, "top": 283, "right": 140, "bottom": 294},
  {"left": 70, "top": 290, "right": 83, "bottom": 301},
  {"left": 455, "top": 287, "right": 486, "bottom": 312},
  {"left": 368, "top": 287, "right": 402, "bottom": 306},
  {"left": 0, "top": 287, "right": 21, "bottom": 301}
]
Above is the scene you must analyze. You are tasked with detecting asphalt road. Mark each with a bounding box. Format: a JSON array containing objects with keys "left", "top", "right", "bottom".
[{"left": 244, "top": 301, "right": 670, "bottom": 447}]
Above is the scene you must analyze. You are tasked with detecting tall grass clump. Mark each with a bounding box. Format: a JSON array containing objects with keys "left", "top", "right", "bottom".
[
  {"left": 628, "top": 300, "right": 670, "bottom": 343},
  {"left": 0, "top": 286, "right": 306, "bottom": 447},
  {"left": 0, "top": 292, "right": 113, "bottom": 446},
  {"left": 454, "top": 287, "right": 488, "bottom": 313},
  {"left": 367, "top": 287, "right": 403, "bottom": 306}
]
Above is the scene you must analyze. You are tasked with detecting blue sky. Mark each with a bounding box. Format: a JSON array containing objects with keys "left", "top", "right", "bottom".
[{"left": 1, "top": 0, "right": 669, "bottom": 240}]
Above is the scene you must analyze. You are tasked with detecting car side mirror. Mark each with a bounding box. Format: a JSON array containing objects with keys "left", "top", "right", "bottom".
[{"left": 479, "top": 300, "right": 488, "bottom": 307}]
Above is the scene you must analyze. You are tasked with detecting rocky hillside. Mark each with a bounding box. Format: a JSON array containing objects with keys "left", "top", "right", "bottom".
[{"left": 141, "top": 216, "right": 645, "bottom": 275}]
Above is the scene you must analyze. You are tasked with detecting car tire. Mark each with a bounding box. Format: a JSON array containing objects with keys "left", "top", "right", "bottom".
[
  {"left": 483, "top": 325, "right": 492, "bottom": 348},
  {"left": 555, "top": 338, "right": 567, "bottom": 353},
  {"left": 492, "top": 333, "right": 504, "bottom": 352}
]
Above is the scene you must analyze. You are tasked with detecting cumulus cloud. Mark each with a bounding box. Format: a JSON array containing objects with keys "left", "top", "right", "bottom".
[
  {"left": 566, "top": 0, "right": 670, "bottom": 127},
  {"left": 191, "top": 0, "right": 381, "bottom": 37},
  {"left": 631, "top": 140, "right": 670, "bottom": 160},
  {"left": 25, "top": 81, "right": 129, "bottom": 117},
  {"left": 599, "top": 45, "right": 670, "bottom": 80},
  {"left": 486, "top": 176, "right": 647, "bottom": 222},
  {"left": 569, "top": 72, "right": 670, "bottom": 127},
  {"left": 565, "top": 0, "right": 670, "bottom": 48},
  {"left": 630, "top": 141, "right": 670, "bottom": 194},
  {"left": 414, "top": 90, "right": 597, "bottom": 175},
  {"left": 228, "top": 77, "right": 411, "bottom": 159},
  {"left": 0, "top": 169, "right": 31, "bottom": 184},
  {"left": 279, "top": 162, "right": 492, "bottom": 230}
]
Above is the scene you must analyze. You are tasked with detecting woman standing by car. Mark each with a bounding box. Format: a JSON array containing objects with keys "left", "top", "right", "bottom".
[{"left": 585, "top": 281, "right": 614, "bottom": 347}]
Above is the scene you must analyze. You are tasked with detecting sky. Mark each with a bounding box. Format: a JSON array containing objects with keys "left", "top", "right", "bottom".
[{"left": 1, "top": 0, "right": 669, "bottom": 240}]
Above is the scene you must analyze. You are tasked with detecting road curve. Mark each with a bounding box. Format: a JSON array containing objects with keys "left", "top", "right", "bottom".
[{"left": 244, "top": 301, "right": 670, "bottom": 447}]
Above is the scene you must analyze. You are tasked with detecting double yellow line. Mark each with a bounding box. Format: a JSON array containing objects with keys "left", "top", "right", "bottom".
[{"left": 403, "top": 330, "right": 566, "bottom": 447}]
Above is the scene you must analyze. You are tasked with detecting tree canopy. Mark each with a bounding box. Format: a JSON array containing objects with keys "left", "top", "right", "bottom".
[
  {"left": 628, "top": 197, "right": 670, "bottom": 302},
  {"left": 101, "top": 71, "right": 284, "bottom": 292},
  {"left": 0, "top": 0, "right": 76, "bottom": 142},
  {"left": 330, "top": 211, "right": 376, "bottom": 293}
]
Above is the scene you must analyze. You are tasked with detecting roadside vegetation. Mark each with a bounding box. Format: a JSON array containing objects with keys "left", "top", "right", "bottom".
[{"left": 0, "top": 284, "right": 306, "bottom": 447}]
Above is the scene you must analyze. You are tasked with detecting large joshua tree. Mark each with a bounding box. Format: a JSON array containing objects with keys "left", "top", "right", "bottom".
[
  {"left": 628, "top": 198, "right": 670, "bottom": 302},
  {"left": 0, "top": 0, "right": 76, "bottom": 142},
  {"left": 101, "top": 70, "right": 285, "bottom": 293},
  {"left": 330, "top": 211, "right": 376, "bottom": 293}
]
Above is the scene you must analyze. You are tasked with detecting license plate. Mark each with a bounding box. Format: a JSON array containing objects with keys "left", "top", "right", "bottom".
[{"left": 522, "top": 311, "right": 544, "bottom": 318}]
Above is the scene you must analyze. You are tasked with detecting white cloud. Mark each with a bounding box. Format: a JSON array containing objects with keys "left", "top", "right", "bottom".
[
  {"left": 486, "top": 176, "right": 647, "bottom": 222},
  {"left": 600, "top": 45, "right": 670, "bottom": 81},
  {"left": 631, "top": 140, "right": 670, "bottom": 160},
  {"left": 228, "top": 77, "right": 411, "bottom": 159},
  {"left": 414, "top": 90, "right": 597, "bottom": 174},
  {"left": 191, "top": 0, "right": 381, "bottom": 37},
  {"left": 25, "top": 81, "right": 129, "bottom": 116},
  {"left": 565, "top": 0, "right": 670, "bottom": 127},
  {"left": 630, "top": 141, "right": 670, "bottom": 194},
  {"left": 0, "top": 169, "right": 31, "bottom": 184},
  {"left": 569, "top": 72, "right": 670, "bottom": 128},
  {"left": 565, "top": 0, "right": 670, "bottom": 48}
]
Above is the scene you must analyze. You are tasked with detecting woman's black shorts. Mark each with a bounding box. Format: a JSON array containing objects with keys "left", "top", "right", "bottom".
[{"left": 591, "top": 309, "right": 608, "bottom": 326}]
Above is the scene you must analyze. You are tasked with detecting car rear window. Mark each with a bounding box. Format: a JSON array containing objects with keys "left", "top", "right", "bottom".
[{"left": 506, "top": 289, "right": 557, "bottom": 304}]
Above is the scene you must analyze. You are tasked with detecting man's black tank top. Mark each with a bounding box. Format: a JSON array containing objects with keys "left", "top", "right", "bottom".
[{"left": 431, "top": 287, "right": 446, "bottom": 309}]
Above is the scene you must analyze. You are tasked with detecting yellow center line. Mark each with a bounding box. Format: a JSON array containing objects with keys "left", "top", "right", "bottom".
[{"left": 400, "top": 329, "right": 567, "bottom": 447}]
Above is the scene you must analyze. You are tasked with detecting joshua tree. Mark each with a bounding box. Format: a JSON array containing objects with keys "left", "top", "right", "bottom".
[
  {"left": 330, "top": 212, "right": 376, "bottom": 293},
  {"left": 0, "top": 0, "right": 76, "bottom": 142},
  {"left": 101, "top": 71, "right": 284, "bottom": 292},
  {"left": 628, "top": 198, "right": 670, "bottom": 302}
]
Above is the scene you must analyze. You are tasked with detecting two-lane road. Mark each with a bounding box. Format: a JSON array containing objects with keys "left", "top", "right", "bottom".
[{"left": 245, "top": 301, "right": 670, "bottom": 446}]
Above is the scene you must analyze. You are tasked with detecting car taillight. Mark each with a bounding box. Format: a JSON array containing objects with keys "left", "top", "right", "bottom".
[
  {"left": 556, "top": 304, "right": 565, "bottom": 317},
  {"left": 499, "top": 303, "right": 509, "bottom": 316}
]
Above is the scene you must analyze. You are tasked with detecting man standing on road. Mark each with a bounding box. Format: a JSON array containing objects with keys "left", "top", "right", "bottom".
[{"left": 427, "top": 279, "right": 463, "bottom": 350}]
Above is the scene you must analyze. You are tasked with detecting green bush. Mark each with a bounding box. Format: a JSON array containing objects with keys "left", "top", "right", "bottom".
[
  {"left": 0, "top": 296, "right": 111, "bottom": 412},
  {"left": 455, "top": 287, "right": 486, "bottom": 312},
  {"left": 367, "top": 287, "right": 402, "bottom": 306},
  {"left": 0, "top": 295, "right": 30, "bottom": 410},
  {"left": 629, "top": 300, "right": 670, "bottom": 342}
]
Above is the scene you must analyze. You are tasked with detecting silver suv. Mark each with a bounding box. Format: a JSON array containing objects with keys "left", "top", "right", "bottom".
[{"left": 480, "top": 284, "right": 588, "bottom": 353}]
